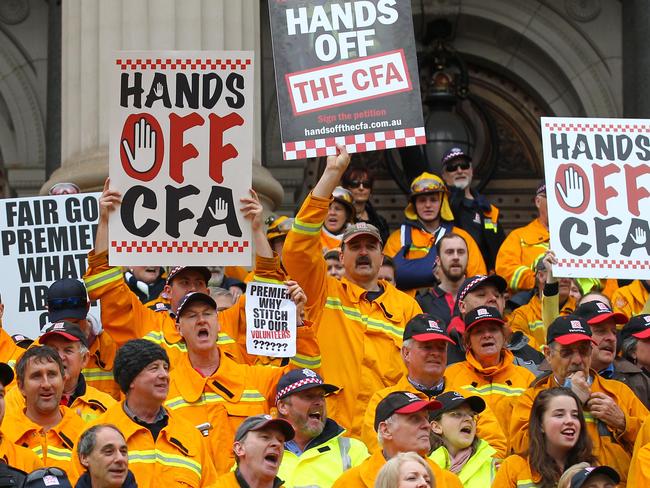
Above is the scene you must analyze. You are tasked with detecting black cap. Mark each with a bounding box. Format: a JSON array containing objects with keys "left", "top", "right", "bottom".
[
  {"left": 621, "top": 314, "right": 650, "bottom": 341},
  {"left": 275, "top": 368, "right": 339, "bottom": 404},
  {"left": 441, "top": 147, "right": 471, "bottom": 166},
  {"left": 547, "top": 315, "right": 596, "bottom": 346},
  {"left": 40, "top": 321, "right": 88, "bottom": 348},
  {"left": 570, "top": 466, "right": 620, "bottom": 488},
  {"left": 433, "top": 391, "right": 485, "bottom": 418},
  {"left": 374, "top": 391, "right": 442, "bottom": 431},
  {"left": 536, "top": 180, "right": 547, "bottom": 195},
  {"left": 166, "top": 266, "right": 211, "bottom": 286},
  {"left": 464, "top": 306, "right": 505, "bottom": 333},
  {"left": 23, "top": 467, "right": 73, "bottom": 488},
  {"left": 0, "top": 362, "right": 13, "bottom": 387},
  {"left": 234, "top": 414, "right": 295, "bottom": 442},
  {"left": 574, "top": 301, "right": 628, "bottom": 325},
  {"left": 11, "top": 334, "right": 33, "bottom": 349},
  {"left": 175, "top": 292, "right": 217, "bottom": 320},
  {"left": 46, "top": 279, "right": 88, "bottom": 322},
  {"left": 456, "top": 275, "right": 507, "bottom": 303},
  {"left": 403, "top": 314, "right": 455, "bottom": 344}
]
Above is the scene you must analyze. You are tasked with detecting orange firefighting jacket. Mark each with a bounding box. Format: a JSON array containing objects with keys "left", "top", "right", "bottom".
[
  {"left": 495, "top": 218, "right": 549, "bottom": 292},
  {"left": 332, "top": 450, "right": 462, "bottom": 488},
  {"left": 87, "top": 401, "right": 217, "bottom": 488},
  {"left": 320, "top": 228, "right": 343, "bottom": 252},
  {"left": 384, "top": 224, "right": 487, "bottom": 279},
  {"left": 360, "top": 375, "right": 507, "bottom": 458},
  {"left": 491, "top": 454, "right": 541, "bottom": 488},
  {"left": 0, "top": 433, "right": 43, "bottom": 472},
  {"left": 629, "top": 416, "right": 650, "bottom": 486},
  {"left": 612, "top": 280, "right": 649, "bottom": 319},
  {"left": 5, "top": 375, "right": 115, "bottom": 423},
  {"left": 444, "top": 349, "right": 535, "bottom": 435},
  {"left": 283, "top": 193, "right": 422, "bottom": 437},
  {"left": 212, "top": 470, "right": 284, "bottom": 487},
  {"left": 3, "top": 405, "right": 84, "bottom": 481},
  {"left": 509, "top": 372, "right": 648, "bottom": 487},
  {"left": 82, "top": 330, "right": 121, "bottom": 400},
  {"left": 0, "top": 328, "right": 22, "bottom": 372},
  {"left": 166, "top": 347, "right": 315, "bottom": 474},
  {"left": 83, "top": 251, "right": 320, "bottom": 370},
  {"left": 509, "top": 294, "right": 576, "bottom": 350}
]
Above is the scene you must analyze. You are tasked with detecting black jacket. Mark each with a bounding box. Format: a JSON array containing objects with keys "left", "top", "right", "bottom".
[
  {"left": 355, "top": 201, "right": 390, "bottom": 244},
  {"left": 75, "top": 471, "right": 138, "bottom": 488}
]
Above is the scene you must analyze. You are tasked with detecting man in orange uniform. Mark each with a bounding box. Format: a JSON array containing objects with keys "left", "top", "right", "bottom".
[
  {"left": 282, "top": 145, "right": 422, "bottom": 437},
  {"left": 167, "top": 287, "right": 318, "bottom": 474},
  {"left": 0, "top": 361, "right": 43, "bottom": 472},
  {"left": 445, "top": 306, "right": 535, "bottom": 435},
  {"left": 612, "top": 279, "right": 650, "bottom": 319},
  {"left": 384, "top": 172, "right": 486, "bottom": 291},
  {"left": 496, "top": 182, "right": 549, "bottom": 292},
  {"left": 90, "top": 339, "right": 217, "bottom": 487},
  {"left": 332, "top": 392, "right": 462, "bottom": 488},
  {"left": 213, "top": 415, "right": 295, "bottom": 487},
  {"left": 4, "top": 346, "right": 85, "bottom": 479},
  {"left": 360, "top": 313, "right": 507, "bottom": 457},
  {"left": 510, "top": 316, "right": 648, "bottom": 487}
]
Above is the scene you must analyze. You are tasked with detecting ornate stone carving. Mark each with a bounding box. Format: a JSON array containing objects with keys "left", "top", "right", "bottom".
[
  {"left": 0, "top": 0, "right": 29, "bottom": 25},
  {"left": 565, "top": 0, "right": 601, "bottom": 23}
]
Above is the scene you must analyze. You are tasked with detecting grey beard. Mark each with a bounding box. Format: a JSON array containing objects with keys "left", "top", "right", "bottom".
[{"left": 452, "top": 180, "right": 470, "bottom": 190}]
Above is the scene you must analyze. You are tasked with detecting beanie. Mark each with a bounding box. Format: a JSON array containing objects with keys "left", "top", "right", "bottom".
[{"left": 113, "top": 339, "right": 169, "bottom": 393}]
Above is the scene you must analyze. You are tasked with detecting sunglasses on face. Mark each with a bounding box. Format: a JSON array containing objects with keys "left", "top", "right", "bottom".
[
  {"left": 444, "top": 161, "right": 471, "bottom": 172},
  {"left": 347, "top": 179, "right": 372, "bottom": 189}
]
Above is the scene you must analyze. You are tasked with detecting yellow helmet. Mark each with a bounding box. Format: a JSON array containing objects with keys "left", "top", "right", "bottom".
[
  {"left": 266, "top": 215, "right": 294, "bottom": 242},
  {"left": 332, "top": 186, "right": 356, "bottom": 222},
  {"left": 404, "top": 172, "right": 454, "bottom": 221}
]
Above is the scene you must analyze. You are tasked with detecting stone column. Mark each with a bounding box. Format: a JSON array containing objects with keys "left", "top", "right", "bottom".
[
  {"left": 42, "top": 0, "right": 283, "bottom": 211},
  {"left": 622, "top": 0, "right": 650, "bottom": 118}
]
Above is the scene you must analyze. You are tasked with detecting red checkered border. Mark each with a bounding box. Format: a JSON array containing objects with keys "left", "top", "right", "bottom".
[
  {"left": 283, "top": 127, "right": 426, "bottom": 160},
  {"left": 275, "top": 377, "right": 323, "bottom": 403},
  {"left": 545, "top": 122, "right": 650, "bottom": 133},
  {"left": 558, "top": 258, "right": 650, "bottom": 269},
  {"left": 115, "top": 58, "right": 252, "bottom": 71},
  {"left": 111, "top": 240, "right": 249, "bottom": 253}
]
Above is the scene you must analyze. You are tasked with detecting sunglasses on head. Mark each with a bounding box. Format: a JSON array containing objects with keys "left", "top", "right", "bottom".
[
  {"left": 48, "top": 296, "right": 87, "bottom": 310},
  {"left": 444, "top": 161, "right": 471, "bottom": 172},
  {"left": 25, "top": 467, "right": 67, "bottom": 484},
  {"left": 347, "top": 179, "right": 372, "bottom": 189}
]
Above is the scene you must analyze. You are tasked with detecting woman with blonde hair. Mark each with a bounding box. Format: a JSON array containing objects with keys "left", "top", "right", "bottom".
[
  {"left": 557, "top": 462, "right": 591, "bottom": 488},
  {"left": 375, "top": 452, "right": 435, "bottom": 488}
]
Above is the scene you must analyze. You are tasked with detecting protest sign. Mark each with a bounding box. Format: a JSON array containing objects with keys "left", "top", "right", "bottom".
[
  {"left": 245, "top": 282, "right": 296, "bottom": 357},
  {"left": 268, "top": 0, "right": 425, "bottom": 160},
  {"left": 542, "top": 117, "right": 650, "bottom": 279},
  {"left": 0, "top": 193, "right": 100, "bottom": 337},
  {"left": 109, "top": 51, "right": 254, "bottom": 266}
]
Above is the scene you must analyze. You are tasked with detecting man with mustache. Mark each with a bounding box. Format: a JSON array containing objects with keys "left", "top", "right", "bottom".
[
  {"left": 275, "top": 368, "right": 368, "bottom": 486},
  {"left": 283, "top": 145, "right": 422, "bottom": 437},
  {"left": 440, "top": 147, "right": 505, "bottom": 272},
  {"left": 510, "top": 315, "right": 649, "bottom": 487}
]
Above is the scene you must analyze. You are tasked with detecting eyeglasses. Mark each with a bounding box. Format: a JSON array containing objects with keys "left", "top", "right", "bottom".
[
  {"left": 445, "top": 410, "right": 477, "bottom": 422},
  {"left": 444, "top": 161, "right": 471, "bottom": 172},
  {"left": 48, "top": 296, "right": 87, "bottom": 310},
  {"left": 25, "top": 467, "right": 68, "bottom": 485},
  {"left": 347, "top": 179, "right": 372, "bottom": 189}
]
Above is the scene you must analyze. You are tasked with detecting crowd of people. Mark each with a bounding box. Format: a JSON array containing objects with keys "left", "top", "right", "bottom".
[{"left": 0, "top": 144, "right": 647, "bottom": 487}]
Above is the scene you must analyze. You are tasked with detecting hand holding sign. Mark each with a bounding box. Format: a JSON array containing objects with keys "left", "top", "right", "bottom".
[
  {"left": 121, "top": 117, "right": 158, "bottom": 173},
  {"left": 556, "top": 165, "right": 586, "bottom": 209}
]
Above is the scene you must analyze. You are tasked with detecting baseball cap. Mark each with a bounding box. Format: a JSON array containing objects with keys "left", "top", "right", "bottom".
[
  {"left": 175, "top": 292, "right": 217, "bottom": 320},
  {"left": 433, "top": 391, "right": 485, "bottom": 417},
  {"left": 570, "top": 465, "right": 620, "bottom": 488},
  {"left": 456, "top": 275, "right": 507, "bottom": 303},
  {"left": 536, "top": 180, "right": 547, "bottom": 196},
  {"left": 0, "top": 362, "right": 13, "bottom": 387},
  {"left": 441, "top": 147, "right": 471, "bottom": 167},
  {"left": 574, "top": 301, "right": 628, "bottom": 325},
  {"left": 275, "top": 368, "right": 339, "bottom": 404},
  {"left": 374, "top": 391, "right": 442, "bottom": 431},
  {"left": 403, "top": 314, "right": 455, "bottom": 344},
  {"left": 12, "top": 334, "right": 33, "bottom": 348},
  {"left": 23, "top": 467, "right": 73, "bottom": 488},
  {"left": 547, "top": 315, "right": 596, "bottom": 346},
  {"left": 621, "top": 314, "right": 650, "bottom": 341},
  {"left": 46, "top": 279, "right": 88, "bottom": 322},
  {"left": 342, "top": 222, "right": 382, "bottom": 245},
  {"left": 464, "top": 306, "right": 506, "bottom": 333},
  {"left": 40, "top": 321, "right": 88, "bottom": 348},
  {"left": 166, "top": 266, "right": 211, "bottom": 286},
  {"left": 234, "top": 414, "right": 295, "bottom": 442}
]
